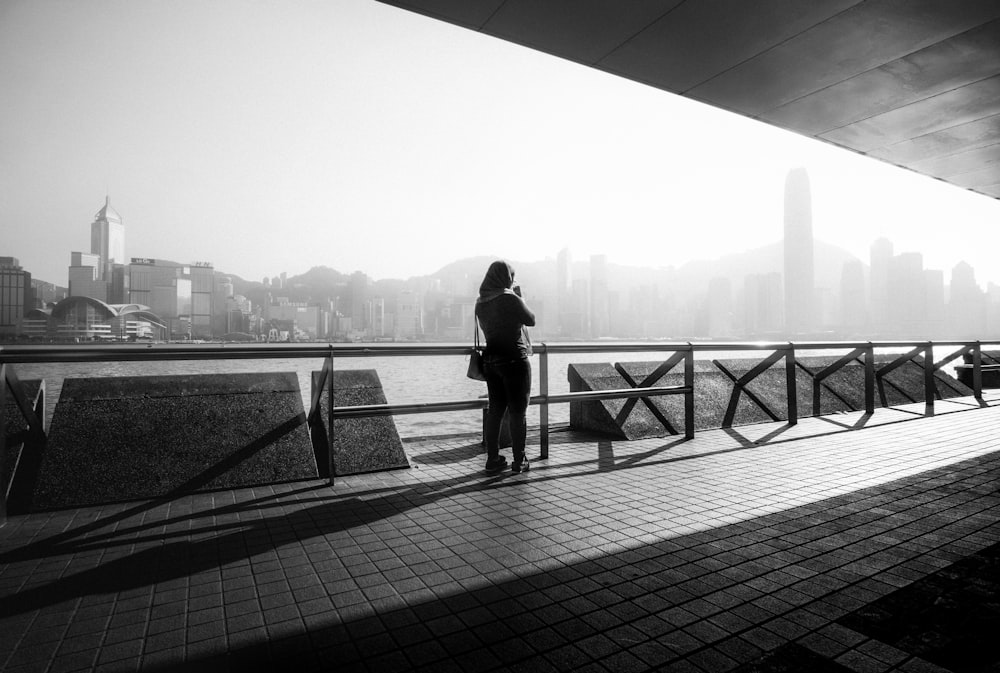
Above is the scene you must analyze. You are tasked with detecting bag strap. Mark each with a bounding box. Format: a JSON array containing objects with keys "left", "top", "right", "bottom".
[{"left": 473, "top": 316, "right": 481, "bottom": 351}]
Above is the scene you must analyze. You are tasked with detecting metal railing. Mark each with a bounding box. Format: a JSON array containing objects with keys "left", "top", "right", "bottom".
[{"left": 2, "top": 339, "right": 999, "bottom": 520}]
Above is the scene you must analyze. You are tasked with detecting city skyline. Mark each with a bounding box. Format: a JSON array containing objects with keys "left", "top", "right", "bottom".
[
  {"left": 2, "top": 1, "right": 1000, "bottom": 290},
  {"left": 6, "top": 185, "right": 998, "bottom": 344}
]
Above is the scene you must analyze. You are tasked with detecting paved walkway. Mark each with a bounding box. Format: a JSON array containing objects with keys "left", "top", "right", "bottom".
[{"left": 1, "top": 396, "right": 998, "bottom": 672}]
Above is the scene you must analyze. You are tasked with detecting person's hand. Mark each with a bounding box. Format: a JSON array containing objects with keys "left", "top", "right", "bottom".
[{"left": 512, "top": 284, "right": 522, "bottom": 297}]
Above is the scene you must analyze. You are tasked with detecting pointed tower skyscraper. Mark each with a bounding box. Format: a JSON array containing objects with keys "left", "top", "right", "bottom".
[
  {"left": 783, "top": 167, "right": 814, "bottom": 335},
  {"left": 90, "top": 196, "right": 125, "bottom": 283}
]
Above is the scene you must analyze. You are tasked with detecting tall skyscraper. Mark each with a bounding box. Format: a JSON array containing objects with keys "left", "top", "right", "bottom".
[
  {"left": 91, "top": 197, "right": 125, "bottom": 282},
  {"left": 783, "top": 167, "right": 814, "bottom": 335}
]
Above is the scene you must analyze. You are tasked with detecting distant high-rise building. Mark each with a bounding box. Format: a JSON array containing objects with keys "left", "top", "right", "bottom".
[
  {"left": 91, "top": 197, "right": 125, "bottom": 282},
  {"left": 349, "top": 271, "right": 371, "bottom": 331},
  {"left": 589, "top": 254, "right": 609, "bottom": 338},
  {"left": 128, "top": 258, "right": 192, "bottom": 338},
  {"left": 888, "top": 252, "right": 925, "bottom": 337},
  {"left": 924, "top": 269, "right": 945, "bottom": 336},
  {"left": 839, "top": 260, "right": 867, "bottom": 333},
  {"left": 189, "top": 262, "right": 215, "bottom": 338},
  {"left": 68, "top": 251, "right": 107, "bottom": 301},
  {"left": 948, "top": 261, "right": 985, "bottom": 338},
  {"left": 707, "top": 276, "right": 732, "bottom": 338},
  {"left": 556, "top": 247, "right": 573, "bottom": 335},
  {"left": 744, "top": 272, "right": 783, "bottom": 336},
  {"left": 869, "top": 238, "right": 893, "bottom": 333},
  {"left": 783, "top": 167, "right": 814, "bottom": 334},
  {"left": 0, "top": 257, "right": 32, "bottom": 337}
]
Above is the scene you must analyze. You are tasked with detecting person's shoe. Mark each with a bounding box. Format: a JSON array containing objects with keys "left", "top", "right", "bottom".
[
  {"left": 485, "top": 455, "right": 508, "bottom": 472},
  {"left": 512, "top": 457, "right": 530, "bottom": 473}
]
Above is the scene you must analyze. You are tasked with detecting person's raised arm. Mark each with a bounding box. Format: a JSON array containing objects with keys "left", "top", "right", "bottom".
[{"left": 518, "top": 296, "right": 536, "bottom": 327}]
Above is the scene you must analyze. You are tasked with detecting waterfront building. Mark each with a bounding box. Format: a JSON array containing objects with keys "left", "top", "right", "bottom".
[
  {"left": 395, "top": 290, "right": 422, "bottom": 338},
  {"left": 68, "top": 252, "right": 107, "bottom": 302},
  {"left": 268, "top": 298, "right": 320, "bottom": 339},
  {"left": 189, "top": 262, "right": 215, "bottom": 339},
  {"left": 109, "top": 263, "right": 128, "bottom": 304},
  {"left": 31, "top": 280, "right": 68, "bottom": 308},
  {"left": 783, "top": 167, "right": 815, "bottom": 335},
  {"left": 30, "top": 296, "right": 164, "bottom": 341},
  {"left": 0, "top": 257, "right": 32, "bottom": 338},
  {"left": 128, "top": 259, "right": 192, "bottom": 338},
  {"left": 370, "top": 297, "right": 386, "bottom": 338}
]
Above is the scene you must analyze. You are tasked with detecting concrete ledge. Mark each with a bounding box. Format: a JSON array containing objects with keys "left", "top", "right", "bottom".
[
  {"left": 313, "top": 369, "right": 409, "bottom": 476},
  {"left": 28, "top": 373, "right": 316, "bottom": 511}
]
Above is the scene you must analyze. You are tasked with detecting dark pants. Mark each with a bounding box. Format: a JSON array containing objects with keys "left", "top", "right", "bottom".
[{"left": 483, "top": 357, "right": 531, "bottom": 459}]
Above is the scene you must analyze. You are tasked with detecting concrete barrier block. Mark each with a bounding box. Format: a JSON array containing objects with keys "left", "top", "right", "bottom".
[
  {"left": 313, "top": 369, "right": 409, "bottom": 476},
  {"left": 30, "top": 373, "right": 316, "bottom": 511}
]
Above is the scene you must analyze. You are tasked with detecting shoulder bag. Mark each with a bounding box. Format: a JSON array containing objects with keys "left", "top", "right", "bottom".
[{"left": 467, "top": 319, "right": 486, "bottom": 381}]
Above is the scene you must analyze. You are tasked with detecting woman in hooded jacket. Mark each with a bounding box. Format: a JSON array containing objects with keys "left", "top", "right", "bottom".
[{"left": 475, "top": 260, "right": 536, "bottom": 473}]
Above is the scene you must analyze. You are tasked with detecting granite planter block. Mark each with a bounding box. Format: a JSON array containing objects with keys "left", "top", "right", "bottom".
[
  {"left": 568, "top": 355, "right": 972, "bottom": 439},
  {"left": 312, "top": 369, "right": 409, "bottom": 476},
  {"left": 29, "top": 373, "right": 316, "bottom": 511}
]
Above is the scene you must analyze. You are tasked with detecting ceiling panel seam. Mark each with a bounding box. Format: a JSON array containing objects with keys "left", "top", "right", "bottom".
[
  {"left": 752, "top": 19, "right": 1000, "bottom": 129},
  {"left": 672, "top": 3, "right": 863, "bottom": 95},
  {"left": 591, "top": 0, "right": 688, "bottom": 68},
  {"left": 478, "top": 0, "right": 509, "bottom": 31},
  {"left": 817, "top": 73, "right": 1000, "bottom": 144},
  {"left": 886, "top": 118, "right": 1000, "bottom": 157}
]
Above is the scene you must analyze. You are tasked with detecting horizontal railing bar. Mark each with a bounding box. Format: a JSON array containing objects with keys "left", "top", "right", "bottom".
[
  {"left": 330, "top": 386, "right": 692, "bottom": 419},
  {"left": 4, "top": 340, "right": 1000, "bottom": 365},
  {"left": 542, "top": 386, "right": 690, "bottom": 405}
]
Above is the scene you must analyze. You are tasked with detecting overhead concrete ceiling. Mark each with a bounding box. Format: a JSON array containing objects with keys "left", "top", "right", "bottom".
[{"left": 377, "top": 0, "right": 1000, "bottom": 200}]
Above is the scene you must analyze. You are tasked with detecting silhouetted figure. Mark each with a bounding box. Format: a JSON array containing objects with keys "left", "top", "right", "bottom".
[{"left": 475, "top": 260, "right": 536, "bottom": 473}]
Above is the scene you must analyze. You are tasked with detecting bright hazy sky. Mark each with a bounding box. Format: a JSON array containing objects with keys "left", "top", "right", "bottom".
[{"left": 2, "top": 0, "right": 998, "bottom": 288}]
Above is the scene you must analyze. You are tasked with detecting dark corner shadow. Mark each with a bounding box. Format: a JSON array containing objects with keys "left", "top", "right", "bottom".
[{"left": 134, "top": 450, "right": 1000, "bottom": 673}]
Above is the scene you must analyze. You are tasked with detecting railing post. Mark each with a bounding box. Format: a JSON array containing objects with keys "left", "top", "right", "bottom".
[
  {"left": 539, "top": 345, "right": 549, "bottom": 460},
  {"left": 684, "top": 346, "right": 694, "bottom": 439},
  {"left": 973, "top": 341, "right": 983, "bottom": 401},
  {"left": 924, "top": 341, "right": 935, "bottom": 415},
  {"left": 327, "top": 347, "right": 335, "bottom": 485},
  {"left": 786, "top": 343, "right": 797, "bottom": 425},
  {"left": 865, "top": 343, "right": 875, "bottom": 414}
]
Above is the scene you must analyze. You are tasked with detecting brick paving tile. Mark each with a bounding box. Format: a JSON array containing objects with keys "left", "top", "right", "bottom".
[{"left": 0, "top": 396, "right": 998, "bottom": 671}]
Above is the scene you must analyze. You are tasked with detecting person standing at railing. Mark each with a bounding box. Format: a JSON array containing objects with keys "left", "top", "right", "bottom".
[{"left": 475, "top": 260, "right": 536, "bottom": 473}]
